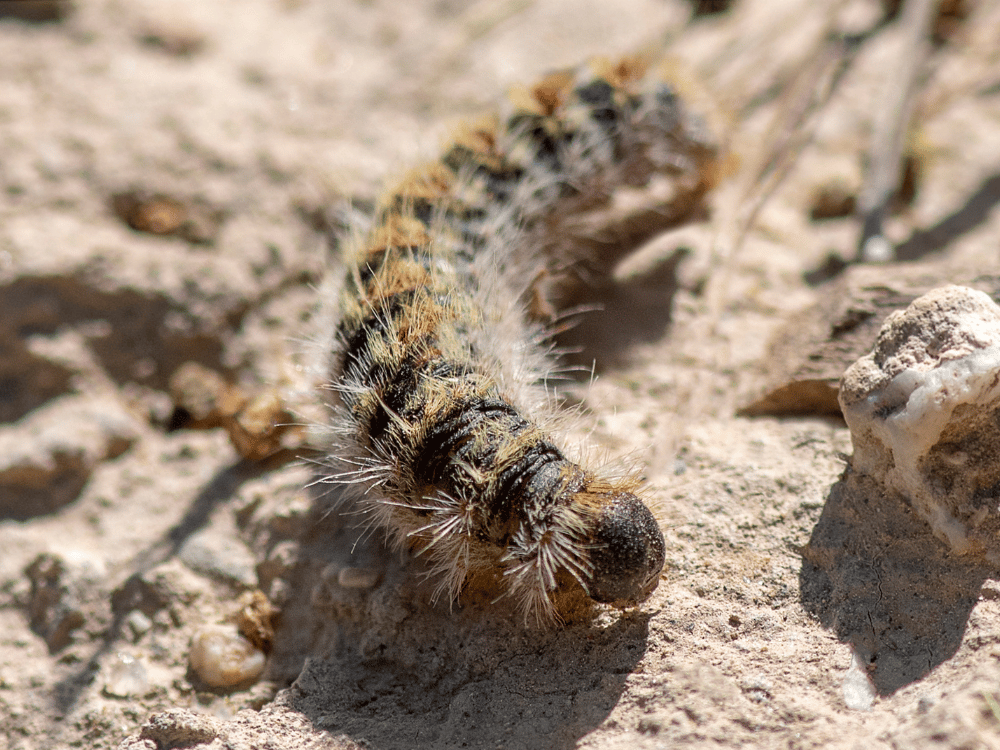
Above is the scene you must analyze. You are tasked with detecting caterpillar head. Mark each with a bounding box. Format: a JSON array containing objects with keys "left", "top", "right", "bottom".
[{"left": 585, "top": 492, "right": 665, "bottom": 606}]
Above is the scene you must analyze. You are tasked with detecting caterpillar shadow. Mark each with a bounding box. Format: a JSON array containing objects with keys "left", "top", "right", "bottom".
[
  {"left": 267, "top": 484, "right": 653, "bottom": 750},
  {"left": 556, "top": 246, "right": 688, "bottom": 373}
]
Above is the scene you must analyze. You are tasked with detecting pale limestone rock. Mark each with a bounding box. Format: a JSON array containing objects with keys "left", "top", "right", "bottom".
[{"left": 839, "top": 285, "right": 1000, "bottom": 559}]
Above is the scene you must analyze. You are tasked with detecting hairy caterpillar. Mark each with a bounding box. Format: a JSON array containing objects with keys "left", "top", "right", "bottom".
[{"left": 315, "top": 56, "right": 716, "bottom": 624}]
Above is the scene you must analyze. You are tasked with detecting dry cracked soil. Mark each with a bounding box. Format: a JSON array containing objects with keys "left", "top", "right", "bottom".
[{"left": 4, "top": 0, "right": 1000, "bottom": 748}]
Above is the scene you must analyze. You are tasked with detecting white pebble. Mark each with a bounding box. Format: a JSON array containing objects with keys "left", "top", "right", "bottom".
[
  {"left": 842, "top": 649, "right": 876, "bottom": 712},
  {"left": 189, "top": 624, "right": 265, "bottom": 688},
  {"left": 103, "top": 652, "right": 149, "bottom": 698},
  {"left": 125, "top": 610, "right": 152, "bottom": 642}
]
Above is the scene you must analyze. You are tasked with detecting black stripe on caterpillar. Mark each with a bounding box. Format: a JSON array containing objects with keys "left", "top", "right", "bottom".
[{"left": 314, "top": 55, "right": 717, "bottom": 625}]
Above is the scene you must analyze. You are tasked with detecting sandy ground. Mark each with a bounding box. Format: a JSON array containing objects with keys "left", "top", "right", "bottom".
[{"left": 3, "top": 0, "right": 1000, "bottom": 747}]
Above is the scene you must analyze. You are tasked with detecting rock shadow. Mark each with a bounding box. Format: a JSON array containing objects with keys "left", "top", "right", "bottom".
[
  {"left": 802, "top": 173, "right": 1000, "bottom": 282},
  {"left": 0, "top": 451, "right": 91, "bottom": 520},
  {"left": 895, "top": 173, "right": 1000, "bottom": 261},
  {"left": 800, "top": 467, "right": 996, "bottom": 695},
  {"left": 0, "top": 340, "right": 73, "bottom": 424},
  {"left": 50, "top": 455, "right": 283, "bottom": 714},
  {"left": 0, "top": 274, "right": 229, "bottom": 396},
  {"left": 0, "top": 0, "right": 69, "bottom": 23}
]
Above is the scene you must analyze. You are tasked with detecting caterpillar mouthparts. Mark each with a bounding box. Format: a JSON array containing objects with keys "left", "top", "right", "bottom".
[
  {"left": 314, "top": 55, "right": 716, "bottom": 624},
  {"left": 586, "top": 492, "right": 666, "bottom": 606}
]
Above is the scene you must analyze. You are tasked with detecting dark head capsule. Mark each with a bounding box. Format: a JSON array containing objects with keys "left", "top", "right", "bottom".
[{"left": 585, "top": 492, "right": 665, "bottom": 606}]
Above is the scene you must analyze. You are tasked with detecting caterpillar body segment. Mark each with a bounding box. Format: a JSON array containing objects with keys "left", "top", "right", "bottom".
[{"left": 317, "top": 56, "right": 715, "bottom": 624}]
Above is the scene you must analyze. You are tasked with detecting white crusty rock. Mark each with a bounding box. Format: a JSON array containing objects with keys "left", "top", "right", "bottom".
[{"left": 839, "top": 285, "right": 1000, "bottom": 560}]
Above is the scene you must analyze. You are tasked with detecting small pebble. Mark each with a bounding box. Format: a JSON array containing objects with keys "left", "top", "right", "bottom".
[
  {"left": 104, "top": 652, "right": 150, "bottom": 698},
  {"left": 235, "top": 590, "right": 278, "bottom": 651},
  {"left": 125, "top": 610, "right": 153, "bottom": 642},
  {"left": 310, "top": 581, "right": 331, "bottom": 608},
  {"left": 267, "top": 577, "right": 291, "bottom": 607},
  {"left": 842, "top": 649, "right": 876, "bottom": 712},
  {"left": 319, "top": 562, "right": 340, "bottom": 585},
  {"left": 189, "top": 625, "right": 265, "bottom": 688},
  {"left": 337, "top": 566, "right": 381, "bottom": 590},
  {"left": 178, "top": 530, "right": 257, "bottom": 587}
]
